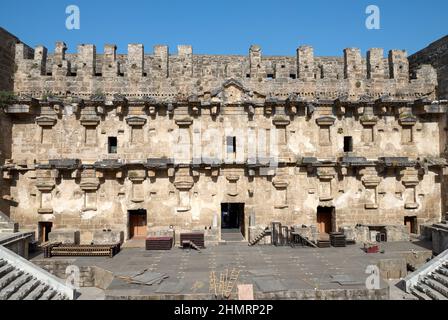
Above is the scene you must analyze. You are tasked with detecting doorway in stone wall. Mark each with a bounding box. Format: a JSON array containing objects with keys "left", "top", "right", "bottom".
[
  {"left": 128, "top": 209, "right": 147, "bottom": 239},
  {"left": 221, "top": 203, "right": 245, "bottom": 241},
  {"left": 317, "top": 206, "right": 334, "bottom": 236},
  {"left": 38, "top": 221, "right": 52, "bottom": 243},
  {"left": 404, "top": 216, "right": 417, "bottom": 234}
]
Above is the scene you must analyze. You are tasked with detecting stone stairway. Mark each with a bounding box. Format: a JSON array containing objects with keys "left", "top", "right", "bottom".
[
  {"left": 0, "top": 246, "right": 75, "bottom": 300},
  {"left": 410, "top": 262, "right": 448, "bottom": 300},
  {"left": 404, "top": 248, "right": 448, "bottom": 300}
]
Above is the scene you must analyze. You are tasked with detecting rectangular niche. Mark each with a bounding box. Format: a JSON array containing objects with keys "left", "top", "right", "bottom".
[
  {"left": 85, "top": 126, "right": 97, "bottom": 145},
  {"left": 362, "top": 126, "right": 374, "bottom": 143},
  {"left": 131, "top": 127, "right": 143, "bottom": 144},
  {"left": 84, "top": 190, "right": 97, "bottom": 210},
  {"left": 132, "top": 182, "right": 144, "bottom": 202},
  {"left": 319, "top": 126, "right": 331, "bottom": 146},
  {"left": 401, "top": 127, "right": 413, "bottom": 144},
  {"left": 177, "top": 190, "right": 190, "bottom": 211},
  {"left": 39, "top": 191, "right": 53, "bottom": 213},
  {"left": 41, "top": 127, "right": 53, "bottom": 144}
]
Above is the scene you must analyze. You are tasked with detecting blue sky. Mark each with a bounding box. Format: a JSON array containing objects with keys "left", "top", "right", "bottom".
[{"left": 1, "top": 0, "right": 447, "bottom": 56}]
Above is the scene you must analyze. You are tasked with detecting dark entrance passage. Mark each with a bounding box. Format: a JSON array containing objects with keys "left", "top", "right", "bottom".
[
  {"left": 317, "top": 206, "right": 334, "bottom": 235},
  {"left": 404, "top": 216, "right": 417, "bottom": 234},
  {"left": 221, "top": 203, "right": 245, "bottom": 241},
  {"left": 38, "top": 222, "right": 52, "bottom": 243},
  {"left": 128, "top": 209, "right": 147, "bottom": 239}
]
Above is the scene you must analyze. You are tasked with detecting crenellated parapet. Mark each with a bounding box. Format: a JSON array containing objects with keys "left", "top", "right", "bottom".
[{"left": 12, "top": 42, "right": 439, "bottom": 102}]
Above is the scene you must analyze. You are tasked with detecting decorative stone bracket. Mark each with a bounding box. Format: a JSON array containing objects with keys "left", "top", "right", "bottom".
[
  {"left": 226, "top": 175, "right": 239, "bottom": 196},
  {"left": 317, "top": 167, "right": 335, "bottom": 201},
  {"left": 128, "top": 170, "right": 146, "bottom": 203},
  {"left": 174, "top": 168, "right": 194, "bottom": 212},
  {"left": 360, "top": 168, "right": 381, "bottom": 209},
  {"left": 272, "top": 176, "right": 289, "bottom": 208},
  {"left": 400, "top": 168, "right": 420, "bottom": 209},
  {"left": 36, "top": 172, "right": 56, "bottom": 214}
]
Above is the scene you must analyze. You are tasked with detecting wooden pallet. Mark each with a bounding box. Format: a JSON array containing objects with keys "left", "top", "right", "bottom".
[
  {"left": 330, "top": 232, "right": 346, "bottom": 247},
  {"left": 46, "top": 243, "right": 121, "bottom": 258}
]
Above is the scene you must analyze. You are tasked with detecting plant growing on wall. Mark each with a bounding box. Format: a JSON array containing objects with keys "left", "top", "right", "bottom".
[{"left": 0, "top": 91, "right": 15, "bottom": 108}]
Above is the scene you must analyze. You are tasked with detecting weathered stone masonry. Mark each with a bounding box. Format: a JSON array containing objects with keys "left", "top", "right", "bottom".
[{"left": 1, "top": 27, "right": 447, "bottom": 244}]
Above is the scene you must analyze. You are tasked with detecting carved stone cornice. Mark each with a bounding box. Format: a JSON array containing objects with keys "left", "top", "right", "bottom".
[
  {"left": 398, "top": 115, "right": 417, "bottom": 126},
  {"left": 79, "top": 178, "right": 100, "bottom": 190},
  {"left": 316, "top": 167, "right": 336, "bottom": 180},
  {"left": 400, "top": 168, "right": 419, "bottom": 187},
  {"left": 272, "top": 115, "right": 290, "bottom": 127},
  {"left": 128, "top": 169, "right": 146, "bottom": 182},
  {"left": 35, "top": 180, "right": 55, "bottom": 191},
  {"left": 175, "top": 117, "right": 193, "bottom": 127},
  {"left": 272, "top": 176, "right": 289, "bottom": 189},
  {"left": 361, "top": 176, "right": 381, "bottom": 187},
  {"left": 80, "top": 116, "right": 100, "bottom": 127},
  {"left": 316, "top": 116, "right": 336, "bottom": 126},
  {"left": 360, "top": 116, "right": 378, "bottom": 126},
  {"left": 226, "top": 175, "right": 240, "bottom": 182},
  {"left": 174, "top": 176, "right": 194, "bottom": 190},
  {"left": 125, "top": 116, "right": 147, "bottom": 127},
  {"left": 36, "top": 116, "right": 57, "bottom": 127}
]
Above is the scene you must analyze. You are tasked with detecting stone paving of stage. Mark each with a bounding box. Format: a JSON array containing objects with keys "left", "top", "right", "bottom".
[{"left": 33, "top": 240, "right": 432, "bottom": 299}]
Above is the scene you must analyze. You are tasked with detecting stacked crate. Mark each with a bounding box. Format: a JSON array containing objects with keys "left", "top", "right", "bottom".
[
  {"left": 145, "top": 236, "right": 173, "bottom": 250},
  {"left": 330, "top": 232, "right": 347, "bottom": 247}
]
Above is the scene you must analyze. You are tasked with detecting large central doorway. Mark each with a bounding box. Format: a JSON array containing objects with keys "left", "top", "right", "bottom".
[
  {"left": 317, "top": 206, "right": 334, "bottom": 235},
  {"left": 128, "top": 209, "right": 147, "bottom": 239},
  {"left": 221, "top": 203, "right": 245, "bottom": 241}
]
